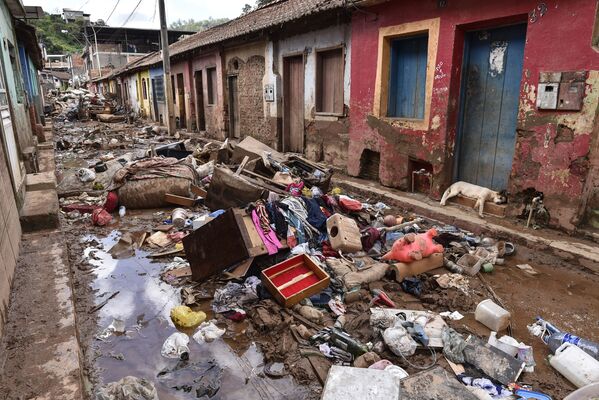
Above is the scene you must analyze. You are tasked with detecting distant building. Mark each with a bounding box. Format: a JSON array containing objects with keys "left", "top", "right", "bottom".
[
  {"left": 82, "top": 26, "right": 193, "bottom": 80},
  {"left": 61, "top": 8, "right": 90, "bottom": 24}
]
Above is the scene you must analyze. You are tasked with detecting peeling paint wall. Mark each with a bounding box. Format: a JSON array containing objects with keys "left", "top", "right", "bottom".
[
  {"left": 349, "top": 0, "right": 599, "bottom": 231},
  {"left": 191, "top": 52, "right": 227, "bottom": 140},
  {"left": 264, "top": 23, "right": 351, "bottom": 166}
]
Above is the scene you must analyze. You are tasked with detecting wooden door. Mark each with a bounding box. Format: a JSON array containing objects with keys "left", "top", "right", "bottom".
[
  {"left": 194, "top": 71, "right": 206, "bottom": 131},
  {"left": 283, "top": 55, "right": 304, "bottom": 152},
  {"left": 176, "top": 73, "right": 186, "bottom": 128},
  {"left": 228, "top": 75, "right": 240, "bottom": 139},
  {"left": 456, "top": 24, "right": 526, "bottom": 190}
]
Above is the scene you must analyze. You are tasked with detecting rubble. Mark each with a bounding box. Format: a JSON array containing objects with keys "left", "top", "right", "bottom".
[{"left": 50, "top": 117, "right": 596, "bottom": 400}]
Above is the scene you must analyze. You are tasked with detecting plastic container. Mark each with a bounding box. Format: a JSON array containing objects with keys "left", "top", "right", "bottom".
[
  {"left": 488, "top": 331, "right": 519, "bottom": 357},
  {"left": 550, "top": 342, "right": 599, "bottom": 388},
  {"left": 326, "top": 214, "right": 362, "bottom": 253},
  {"left": 457, "top": 253, "right": 484, "bottom": 276},
  {"left": 564, "top": 382, "right": 599, "bottom": 400},
  {"left": 475, "top": 299, "right": 511, "bottom": 331},
  {"left": 547, "top": 332, "right": 599, "bottom": 360},
  {"left": 172, "top": 208, "right": 188, "bottom": 229}
]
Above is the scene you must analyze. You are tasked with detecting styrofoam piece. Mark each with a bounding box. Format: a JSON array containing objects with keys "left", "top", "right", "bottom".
[{"left": 321, "top": 365, "right": 401, "bottom": 400}]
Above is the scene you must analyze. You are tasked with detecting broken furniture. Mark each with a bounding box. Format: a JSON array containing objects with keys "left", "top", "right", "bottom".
[
  {"left": 183, "top": 208, "right": 268, "bottom": 282},
  {"left": 261, "top": 254, "right": 330, "bottom": 307},
  {"left": 389, "top": 252, "right": 444, "bottom": 283},
  {"left": 205, "top": 166, "right": 266, "bottom": 210}
]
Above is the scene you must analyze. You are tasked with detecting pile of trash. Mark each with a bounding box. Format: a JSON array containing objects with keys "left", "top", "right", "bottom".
[
  {"left": 53, "top": 121, "right": 599, "bottom": 399},
  {"left": 45, "top": 88, "right": 126, "bottom": 123}
]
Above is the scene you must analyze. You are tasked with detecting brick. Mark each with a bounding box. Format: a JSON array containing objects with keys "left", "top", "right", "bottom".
[{"left": 26, "top": 171, "right": 57, "bottom": 191}]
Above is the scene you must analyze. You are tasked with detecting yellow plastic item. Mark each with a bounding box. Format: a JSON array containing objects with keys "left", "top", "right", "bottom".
[
  {"left": 301, "top": 187, "right": 312, "bottom": 198},
  {"left": 170, "top": 305, "right": 206, "bottom": 328},
  {"left": 331, "top": 187, "right": 342, "bottom": 196}
]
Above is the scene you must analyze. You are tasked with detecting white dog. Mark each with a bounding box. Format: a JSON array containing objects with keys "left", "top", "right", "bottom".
[{"left": 440, "top": 181, "right": 507, "bottom": 218}]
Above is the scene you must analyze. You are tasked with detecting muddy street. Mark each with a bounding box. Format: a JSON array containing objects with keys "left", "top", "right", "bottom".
[{"left": 1, "top": 115, "right": 595, "bottom": 400}]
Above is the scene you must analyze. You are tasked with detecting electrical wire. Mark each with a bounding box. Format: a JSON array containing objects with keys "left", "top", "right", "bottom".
[
  {"left": 121, "top": 0, "right": 144, "bottom": 27},
  {"left": 77, "top": 0, "right": 91, "bottom": 11},
  {"left": 150, "top": 0, "right": 158, "bottom": 22},
  {"left": 105, "top": 0, "right": 121, "bottom": 24}
]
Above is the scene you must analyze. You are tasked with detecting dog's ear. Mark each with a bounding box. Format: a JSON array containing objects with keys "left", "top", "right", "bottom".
[{"left": 499, "top": 189, "right": 508, "bottom": 197}]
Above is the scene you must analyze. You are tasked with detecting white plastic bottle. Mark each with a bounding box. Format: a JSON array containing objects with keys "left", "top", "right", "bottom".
[
  {"left": 549, "top": 342, "right": 599, "bottom": 388},
  {"left": 475, "top": 299, "right": 511, "bottom": 331}
]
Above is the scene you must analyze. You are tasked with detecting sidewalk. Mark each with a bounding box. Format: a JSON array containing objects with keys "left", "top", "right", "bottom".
[
  {"left": 0, "top": 231, "right": 83, "bottom": 399},
  {"left": 334, "top": 175, "right": 599, "bottom": 274}
]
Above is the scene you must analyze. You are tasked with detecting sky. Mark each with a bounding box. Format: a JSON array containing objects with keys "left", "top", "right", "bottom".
[{"left": 27, "top": 0, "right": 250, "bottom": 29}]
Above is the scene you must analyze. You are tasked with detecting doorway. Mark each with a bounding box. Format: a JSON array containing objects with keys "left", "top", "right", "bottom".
[
  {"left": 456, "top": 24, "right": 526, "bottom": 191},
  {"left": 151, "top": 78, "right": 159, "bottom": 122},
  {"left": 176, "top": 73, "right": 186, "bottom": 128},
  {"left": 228, "top": 75, "right": 240, "bottom": 139},
  {"left": 283, "top": 55, "right": 304, "bottom": 153},
  {"left": 194, "top": 70, "right": 206, "bottom": 131}
]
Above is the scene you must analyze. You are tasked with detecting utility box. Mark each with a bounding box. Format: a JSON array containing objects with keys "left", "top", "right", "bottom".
[
  {"left": 558, "top": 82, "right": 584, "bottom": 111},
  {"left": 537, "top": 83, "right": 559, "bottom": 109}
]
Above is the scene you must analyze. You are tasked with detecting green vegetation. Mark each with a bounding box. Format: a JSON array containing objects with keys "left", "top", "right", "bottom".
[
  {"left": 31, "top": 13, "right": 84, "bottom": 55},
  {"left": 169, "top": 17, "right": 230, "bottom": 32}
]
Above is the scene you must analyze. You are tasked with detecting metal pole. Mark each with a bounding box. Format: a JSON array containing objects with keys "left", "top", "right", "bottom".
[
  {"left": 158, "top": 0, "right": 174, "bottom": 135},
  {"left": 92, "top": 26, "right": 102, "bottom": 78}
]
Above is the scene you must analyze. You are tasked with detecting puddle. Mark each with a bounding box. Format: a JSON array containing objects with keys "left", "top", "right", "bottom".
[{"left": 84, "top": 231, "right": 309, "bottom": 399}]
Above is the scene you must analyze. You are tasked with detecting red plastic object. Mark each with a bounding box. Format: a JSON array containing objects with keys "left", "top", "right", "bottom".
[
  {"left": 382, "top": 228, "right": 444, "bottom": 262},
  {"left": 103, "top": 191, "right": 118, "bottom": 212},
  {"left": 371, "top": 289, "right": 396, "bottom": 308},
  {"left": 92, "top": 208, "right": 113, "bottom": 226},
  {"left": 338, "top": 196, "right": 362, "bottom": 212}
]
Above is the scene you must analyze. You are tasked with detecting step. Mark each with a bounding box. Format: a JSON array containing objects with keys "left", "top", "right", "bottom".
[
  {"left": 26, "top": 171, "right": 57, "bottom": 191},
  {"left": 19, "top": 189, "right": 59, "bottom": 232}
]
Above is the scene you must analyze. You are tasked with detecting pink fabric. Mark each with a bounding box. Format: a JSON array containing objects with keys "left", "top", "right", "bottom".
[{"left": 252, "top": 210, "right": 283, "bottom": 255}]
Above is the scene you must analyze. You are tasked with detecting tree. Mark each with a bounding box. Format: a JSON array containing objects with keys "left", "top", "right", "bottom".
[
  {"left": 242, "top": 4, "right": 253, "bottom": 14},
  {"left": 31, "top": 13, "right": 84, "bottom": 55},
  {"left": 169, "top": 17, "right": 229, "bottom": 32}
]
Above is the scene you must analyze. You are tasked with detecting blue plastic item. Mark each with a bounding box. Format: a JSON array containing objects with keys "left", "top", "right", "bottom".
[
  {"left": 515, "top": 389, "right": 552, "bottom": 400},
  {"left": 209, "top": 209, "right": 226, "bottom": 218}
]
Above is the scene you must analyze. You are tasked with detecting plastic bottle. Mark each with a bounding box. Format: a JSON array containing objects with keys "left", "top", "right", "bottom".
[
  {"left": 118, "top": 206, "right": 126, "bottom": 218},
  {"left": 549, "top": 343, "right": 599, "bottom": 388},
  {"left": 547, "top": 332, "right": 599, "bottom": 361}
]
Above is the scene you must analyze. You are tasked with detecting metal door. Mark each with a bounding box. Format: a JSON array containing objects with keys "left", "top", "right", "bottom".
[
  {"left": 228, "top": 75, "right": 240, "bottom": 138},
  {"left": 456, "top": 24, "right": 526, "bottom": 190},
  {"left": 283, "top": 55, "right": 304, "bottom": 152}
]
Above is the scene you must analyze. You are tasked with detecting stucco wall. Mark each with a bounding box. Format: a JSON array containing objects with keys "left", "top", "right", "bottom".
[
  {"left": 265, "top": 23, "right": 351, "bottom": 167},
  {"left": 349, "top": 0, "right": 599, "bottom": 230},
  {"left": 191, "top": 52, "right": 227, "bottom": 140}
]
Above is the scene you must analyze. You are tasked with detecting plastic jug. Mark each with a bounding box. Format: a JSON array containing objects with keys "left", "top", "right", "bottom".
[
  {"left": 550, "top": 342, "right": 599, "bottom": 388},
  {"left": 326, "top": 214, "right": 362, "bottom": 253},
  {"left": 475, "top": 299, "right": 511, "bottom": 332}
]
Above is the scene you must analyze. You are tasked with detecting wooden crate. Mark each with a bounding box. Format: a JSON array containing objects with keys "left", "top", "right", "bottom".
[{"left": 261, "top": 254, "right": 330, "bottom": 308}]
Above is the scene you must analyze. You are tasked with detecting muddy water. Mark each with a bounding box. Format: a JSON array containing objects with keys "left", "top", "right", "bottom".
[{"left": 85, "top": 231, "right": 310, "bottom": 399}]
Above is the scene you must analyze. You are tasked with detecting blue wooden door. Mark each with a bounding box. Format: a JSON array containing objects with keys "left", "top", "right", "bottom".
[{"left": 456, "top": 24, "right": 526, "bottom": 190}]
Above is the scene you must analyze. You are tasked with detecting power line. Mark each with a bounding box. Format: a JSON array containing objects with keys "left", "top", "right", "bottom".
[
  {"left": 105, "top": 0, "right": 121, "bottom": 23},
  {"left": 121, "top": 0, "right": 144, "bottom": 27},
  {"left": 77, "top": 0, "right": 91, "bottom": 11},
  {"left": 150, "top": 0, "right": 158, "bottom": 22}
]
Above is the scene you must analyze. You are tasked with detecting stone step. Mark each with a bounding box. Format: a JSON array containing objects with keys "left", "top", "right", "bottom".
[
  {"left": 19, "top": 189, "right": 59, "bottom": 232},
  {"left": 26, "top": 171, "right": 57, "bottom": 191}
]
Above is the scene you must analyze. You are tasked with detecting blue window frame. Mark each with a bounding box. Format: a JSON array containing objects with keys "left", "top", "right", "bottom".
[{"left": 387, "top": 34, "right": 428, "bottom": 119}]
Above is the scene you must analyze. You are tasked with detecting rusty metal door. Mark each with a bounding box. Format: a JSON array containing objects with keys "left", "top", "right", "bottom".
[
  {"left": 283, "top": 55, "right": 304, "bottom": 152},
  {"left": 456, "top": 24, "right": 526, "bottom": 190},
  {"left": 228, "top": 75, "right": 240, "bottom": 139}
]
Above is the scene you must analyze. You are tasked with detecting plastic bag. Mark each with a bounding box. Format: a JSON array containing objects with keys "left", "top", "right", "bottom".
[
  {"left": 192, "top": 321, "right": 225, "bottom": 344},
  {"left": 92, "top": 208, "right": 113, "bottom": 226},
  {"left": 161, "top": 332, "right": 190, "bottom": 359},
  {"left": 170, "top": 305, "right": 206, "bottom": 328},
  {"left": 77, "top": 168, "right": 96, "bottom": 182},
  {"left": 95, "top": 376, "right": 159, "bottom": 400},
  {"left": 383, "top": 320, "right": 418, "bottom": 357}
]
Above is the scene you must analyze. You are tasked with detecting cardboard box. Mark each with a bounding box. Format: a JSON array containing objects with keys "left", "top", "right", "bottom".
[{"left": 261, "top": 254, "right": 330, "bottom": 307}]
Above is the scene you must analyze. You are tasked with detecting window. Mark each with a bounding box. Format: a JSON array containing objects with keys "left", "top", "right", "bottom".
[
  {"left": 373, "top": 18, "right": 439, "bottom": 130},
  {"left": 0, "top": 71, "right": 8, "bottom": 108},
  {"left": 171, "top": 75, "right": 176, "bottom": 104},
  {"left": 387, "top": 35, "right": 428, "bottom": 119},
  {"left": 207, "top": 67, "right": 217, "bottom": 105},
  {"left": 316, "top": 48, "right": 344, "bottom": 114},
  {"left": 142, "top": 78, "right": 147, "bottom": 99},
  {"left": 8, "top": 41, "right": 24, "bottom": 103},
  {"left": 153, "top": 76, "right": 165, "bottom": 101}
]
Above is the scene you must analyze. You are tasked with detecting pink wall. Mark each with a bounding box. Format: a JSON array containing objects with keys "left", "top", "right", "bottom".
[{"left": 349, "top": 0, "right": 599, "bottom": 229}]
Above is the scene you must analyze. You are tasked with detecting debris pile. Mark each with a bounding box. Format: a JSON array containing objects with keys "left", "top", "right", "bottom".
[{"left": 53, "top": 118, "right": 599, "bottom": 400}]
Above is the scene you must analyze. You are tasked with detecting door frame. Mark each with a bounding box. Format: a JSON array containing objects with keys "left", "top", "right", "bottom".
[
  {"left": 452, "top": 21, "right": 527, "bottom": 186},
  {"left": 176, "top": 73, "right": 186, "bottom": 128},
  {"left": 282, "top": 53, "right": 305, "bottom": 152}
]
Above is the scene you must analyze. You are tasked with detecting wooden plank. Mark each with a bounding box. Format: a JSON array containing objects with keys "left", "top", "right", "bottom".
[
  {"left": 235, "top": 155, "right": 250, "bottom": 175},
  {"left": 190, "top": 184, "right": 207, "bottom": 198},
  {"left": 164, "top": 193, "right": 195, "bottom": 207}
]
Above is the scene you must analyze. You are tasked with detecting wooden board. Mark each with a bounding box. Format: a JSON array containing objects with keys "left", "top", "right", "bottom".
[{"left": 164, "top": 193, "right": 195, "bottom": 207}]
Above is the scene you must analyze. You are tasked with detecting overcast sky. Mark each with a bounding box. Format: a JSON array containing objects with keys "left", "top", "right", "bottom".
[{"left": 27, "top": 0, "right": 249, "bottom": 29}]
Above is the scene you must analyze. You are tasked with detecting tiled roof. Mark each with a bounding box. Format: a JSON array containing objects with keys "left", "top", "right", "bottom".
[{"left": 97, "top": 0, "right": 346, "bottom": 80}]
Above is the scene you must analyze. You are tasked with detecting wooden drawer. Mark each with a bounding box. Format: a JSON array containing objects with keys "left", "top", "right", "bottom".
[{"left": 261, "top": 254, "right": 330, "bottom": 308}]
